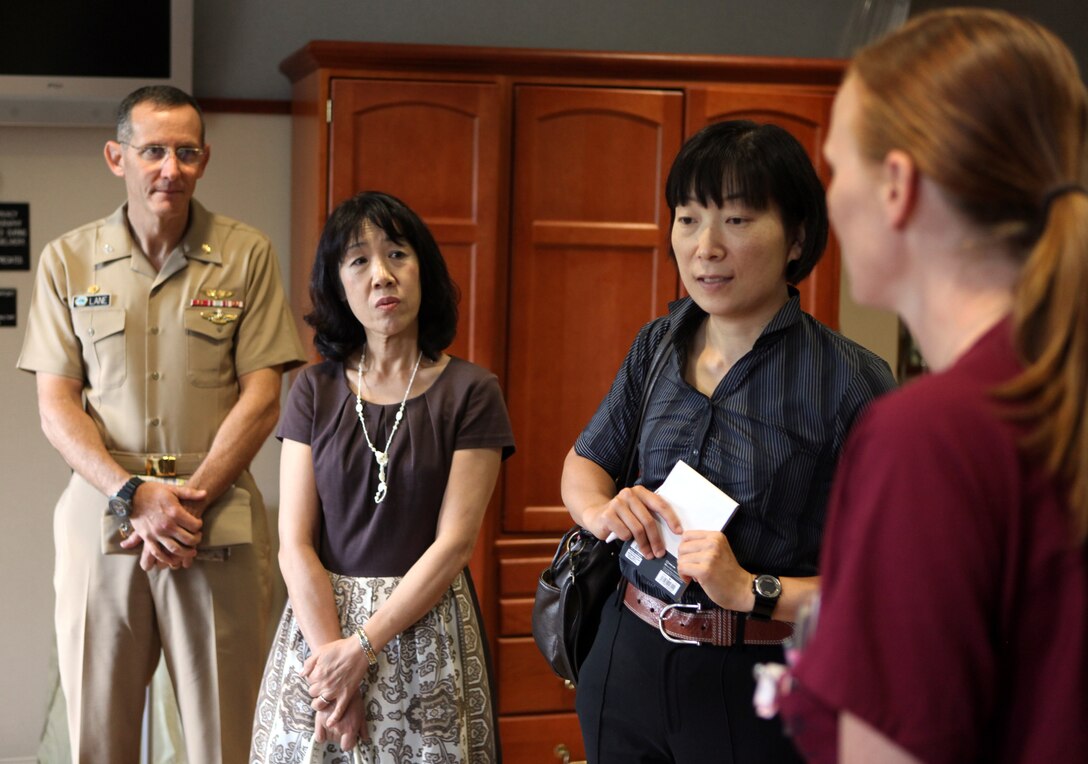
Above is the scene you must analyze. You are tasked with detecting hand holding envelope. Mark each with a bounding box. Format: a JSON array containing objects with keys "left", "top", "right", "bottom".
[
  {"left": 608, "top": 460, "right": 739, "bottom": 550},
  {"left": 609, "top": 460, "right": 739, "bottom": 600}
]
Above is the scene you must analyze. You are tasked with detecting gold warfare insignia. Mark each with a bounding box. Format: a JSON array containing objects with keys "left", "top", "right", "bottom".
[{"left": 201, "top": 309, "right": 239, "bottom": 325}]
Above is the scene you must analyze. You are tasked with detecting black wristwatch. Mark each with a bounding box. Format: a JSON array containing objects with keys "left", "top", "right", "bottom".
[
  {"left": 751, "top": 574, "right": 783, "bottom": 621},
  {"left": 108, "top": 476, "right": 144, "bottom": 520}
]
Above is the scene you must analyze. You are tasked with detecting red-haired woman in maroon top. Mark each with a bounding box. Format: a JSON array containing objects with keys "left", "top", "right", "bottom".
[{"left": 781, "top": 9, "right": 1088, "bottom": 764}]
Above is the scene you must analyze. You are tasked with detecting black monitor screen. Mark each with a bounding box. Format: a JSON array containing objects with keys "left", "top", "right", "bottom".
[{"left": 0, "top": 1, "right": 171, "bottom": 78}]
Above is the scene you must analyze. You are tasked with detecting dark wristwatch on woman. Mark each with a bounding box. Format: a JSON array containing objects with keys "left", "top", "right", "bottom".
[{"left": 751, "top": 574, "right": 783, "bottom": 620}]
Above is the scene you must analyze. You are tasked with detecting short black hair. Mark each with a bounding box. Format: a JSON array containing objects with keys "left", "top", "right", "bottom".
[
  {"left": 307, "top": 191, "right": 459, "bottom": 362},
  {"left": 664, "top": 120, "right": 828, "bottom": 283},
  {"left": 116, "top": 85, "right": 205, "bottom": 145}
]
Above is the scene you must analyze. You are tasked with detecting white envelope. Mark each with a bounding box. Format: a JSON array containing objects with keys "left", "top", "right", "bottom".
[
  {"left": 651, "top": 459, "right": 739, "bottom": 556},
  {"left": 608, "top": 459, "right": 739, "bottom": 556}
]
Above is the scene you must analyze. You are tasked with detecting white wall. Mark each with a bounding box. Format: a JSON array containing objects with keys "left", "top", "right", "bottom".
[{"left": 0, "top": 112, "right": 292, "bottom": 761}]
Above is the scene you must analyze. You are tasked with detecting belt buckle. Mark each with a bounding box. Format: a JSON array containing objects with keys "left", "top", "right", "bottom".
[
  {"left": 658, "top": 602, "right": 702, "bottom": 645},
  {"left": 144, "top": 455, "right": 177, "bottom": 477}
]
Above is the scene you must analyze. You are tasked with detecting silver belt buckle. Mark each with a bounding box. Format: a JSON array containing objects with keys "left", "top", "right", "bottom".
[{"left": 658, "top": 602, "right": 702, "bottom": 645}]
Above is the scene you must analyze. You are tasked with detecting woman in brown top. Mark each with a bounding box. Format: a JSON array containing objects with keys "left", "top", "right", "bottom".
[{"left": 250, "top": 191, "right": 514, "bottom": 763}]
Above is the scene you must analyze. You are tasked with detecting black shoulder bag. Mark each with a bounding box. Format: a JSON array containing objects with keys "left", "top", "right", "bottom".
[{"left": 530, "top": 324, "right": 674, "bottom": 685}]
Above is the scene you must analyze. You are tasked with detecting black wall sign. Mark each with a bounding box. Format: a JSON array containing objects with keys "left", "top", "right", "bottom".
[
  {"left": 0, "top": 203, "right": 30, "bottom": 270},
  {"left": 0, "top": 288, "right": 15, "bottom": 327}
]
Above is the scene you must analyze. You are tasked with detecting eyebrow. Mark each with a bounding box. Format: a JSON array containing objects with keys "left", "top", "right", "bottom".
[{"left": 677, "top": 194, "right": 752, "bottom": 206}]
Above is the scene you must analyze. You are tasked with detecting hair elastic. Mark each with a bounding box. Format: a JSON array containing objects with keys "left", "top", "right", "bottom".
[{"left": 1041, "top": 182, "right": 1088, "bottom": 218}]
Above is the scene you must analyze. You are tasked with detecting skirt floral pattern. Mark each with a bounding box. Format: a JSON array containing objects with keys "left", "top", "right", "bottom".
[{"left": 250, "top": 570, "right": 499, "bottom": 764}]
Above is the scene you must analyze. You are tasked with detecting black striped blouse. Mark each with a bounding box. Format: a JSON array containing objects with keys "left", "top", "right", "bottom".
[{"left": 574, "top": 291, "right": 897, "bottom": 607}]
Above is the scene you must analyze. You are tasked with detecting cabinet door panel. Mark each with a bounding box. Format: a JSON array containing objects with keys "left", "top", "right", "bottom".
[
  {"left": 329, "top": 78, "right": 504, "bottom": 368},
  {"left": 687, "top": 87, "right": 840, "bottom": 328},
  {"left": 504, "top": 86, "right": 682, "bottom": 533}
]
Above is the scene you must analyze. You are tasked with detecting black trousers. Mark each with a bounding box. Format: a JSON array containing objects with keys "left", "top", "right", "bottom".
[{"left": 575, "top": 586, "right": 804, "bottom": 764}]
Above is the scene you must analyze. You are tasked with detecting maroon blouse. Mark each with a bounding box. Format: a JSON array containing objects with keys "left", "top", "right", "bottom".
[
  {"left": 781, "top": 320, "right": 1088, "bottom": 763},
  {"left": 277, "top": 357, "right": 515, "bottom": 576}
]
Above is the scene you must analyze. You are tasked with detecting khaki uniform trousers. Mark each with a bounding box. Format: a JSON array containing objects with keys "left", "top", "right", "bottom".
[{"left": 53, "top": 470, "right": 272, "bottom": 764}]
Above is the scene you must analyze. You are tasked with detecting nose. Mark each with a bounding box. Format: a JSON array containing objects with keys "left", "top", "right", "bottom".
[
  {"left": 159, "top": 150, "right": 180, "bottom": 178},
  {"left": 696, "top": 223, "right": 725, "bottom": 259},
  {"left": 371, "top": 255, "right": 395, "bottom": 286}
]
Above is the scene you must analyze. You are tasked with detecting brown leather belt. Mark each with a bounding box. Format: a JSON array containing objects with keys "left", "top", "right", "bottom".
[{"left": 624, "top": 585, "right": 794, "bottom": 647}]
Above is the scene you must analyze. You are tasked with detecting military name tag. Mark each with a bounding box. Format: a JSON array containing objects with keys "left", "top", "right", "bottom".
[{"left": 72, "top": 294, "right": 111, "bottom": 308}]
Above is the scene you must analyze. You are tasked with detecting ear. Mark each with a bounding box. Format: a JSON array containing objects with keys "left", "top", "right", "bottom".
[
  {"left": 882, "top": 149, "right": 918, "bottom": 229},
  {"left": 104, "top": 141, "right": 125, "bottom": 178},
  {"left": 787, "top": 225, "right": 805, "bottom": 263}
]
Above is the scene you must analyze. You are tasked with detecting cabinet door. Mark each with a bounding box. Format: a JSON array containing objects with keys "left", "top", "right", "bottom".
[
  {"left": 687, "top": 87, "right": 840, "bottom": 328},
  {"left": 328, "top": 78, "right": 505, "bottom": 369},
  {"left": 504, "top": 85, "right": 683, "bottom": 533}
]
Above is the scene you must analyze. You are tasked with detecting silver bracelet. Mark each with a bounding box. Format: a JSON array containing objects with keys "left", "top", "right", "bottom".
[{"left": 356, "top": 627, "right": 379, "bottom": 668}]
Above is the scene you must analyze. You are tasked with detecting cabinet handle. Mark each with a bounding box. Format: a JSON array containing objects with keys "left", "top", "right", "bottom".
[{"left": 553, "top": 743, "right": 587, "bottom": 764}]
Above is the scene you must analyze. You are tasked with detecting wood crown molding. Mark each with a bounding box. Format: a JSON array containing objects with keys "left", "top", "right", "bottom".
[
  {"left": 280, "top": 40, "right": 846, "bottom": 87},
  {"left": 197, "top": 98, "right": 291, "bottom": 115}
]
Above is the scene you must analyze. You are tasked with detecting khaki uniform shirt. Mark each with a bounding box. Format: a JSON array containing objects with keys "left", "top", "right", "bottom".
[{"left": 17, "top": 200, "right": 306, "bottom": 456}]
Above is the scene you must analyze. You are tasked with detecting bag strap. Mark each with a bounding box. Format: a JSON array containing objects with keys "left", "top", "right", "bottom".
[{"left": 616, "top": 322, "right": 675, "bottom": 490}]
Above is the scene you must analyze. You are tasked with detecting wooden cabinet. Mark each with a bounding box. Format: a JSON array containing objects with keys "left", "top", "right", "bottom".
[{"left": 281, "top": 42, "right": 844, "bottom": 763}]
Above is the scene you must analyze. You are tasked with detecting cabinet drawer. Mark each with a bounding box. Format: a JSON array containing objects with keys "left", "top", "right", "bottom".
[
  {"left": 498, "top": 637, "right": 577, "bottom": 714},
  {"left": 500, "top": 713, "right": 585, "bottom": 763},
  {"left": 500, "top": 596, "right": 534, "bottom": 636},
  {"left": 499, "top": 555, "right": 552, "bottom": 596}
]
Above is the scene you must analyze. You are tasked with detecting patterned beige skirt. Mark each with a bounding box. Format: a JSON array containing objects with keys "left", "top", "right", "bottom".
[{"left": 250, "top": 570, "right": 499, "bottom": 764}]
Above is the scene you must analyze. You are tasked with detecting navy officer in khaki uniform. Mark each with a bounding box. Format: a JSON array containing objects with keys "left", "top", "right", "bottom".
[{"left": 17, "top": 85, "right": 306, "bottom": 763}]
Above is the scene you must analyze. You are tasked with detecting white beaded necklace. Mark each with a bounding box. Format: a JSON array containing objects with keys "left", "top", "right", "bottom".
[{"left": 355, "top": 348, "right": 423, "bottom": 504}]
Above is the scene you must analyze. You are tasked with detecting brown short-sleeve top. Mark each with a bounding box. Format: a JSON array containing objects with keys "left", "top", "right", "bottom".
[{"left": 278, "top": 357, "right": 515, "bottom": 576}]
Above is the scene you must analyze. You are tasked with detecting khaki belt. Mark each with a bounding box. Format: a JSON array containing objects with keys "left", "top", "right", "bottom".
[
  {"left": 110, "top": 451, "right": 207, "bottom": 478},
  {"left": 624, "top": 585, "right": 794, "bottom": 647}
]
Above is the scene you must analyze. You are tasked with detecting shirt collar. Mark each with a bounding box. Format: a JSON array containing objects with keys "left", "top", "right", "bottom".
[
  {"left": 93, "top": 199, "right": 221, "bottom": 267},
  {"left": 179, "top": 200, "right": 222, "bottom": 265},
  {"left": 666, "top": 286, "right": 803, "bottom": 349}
]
